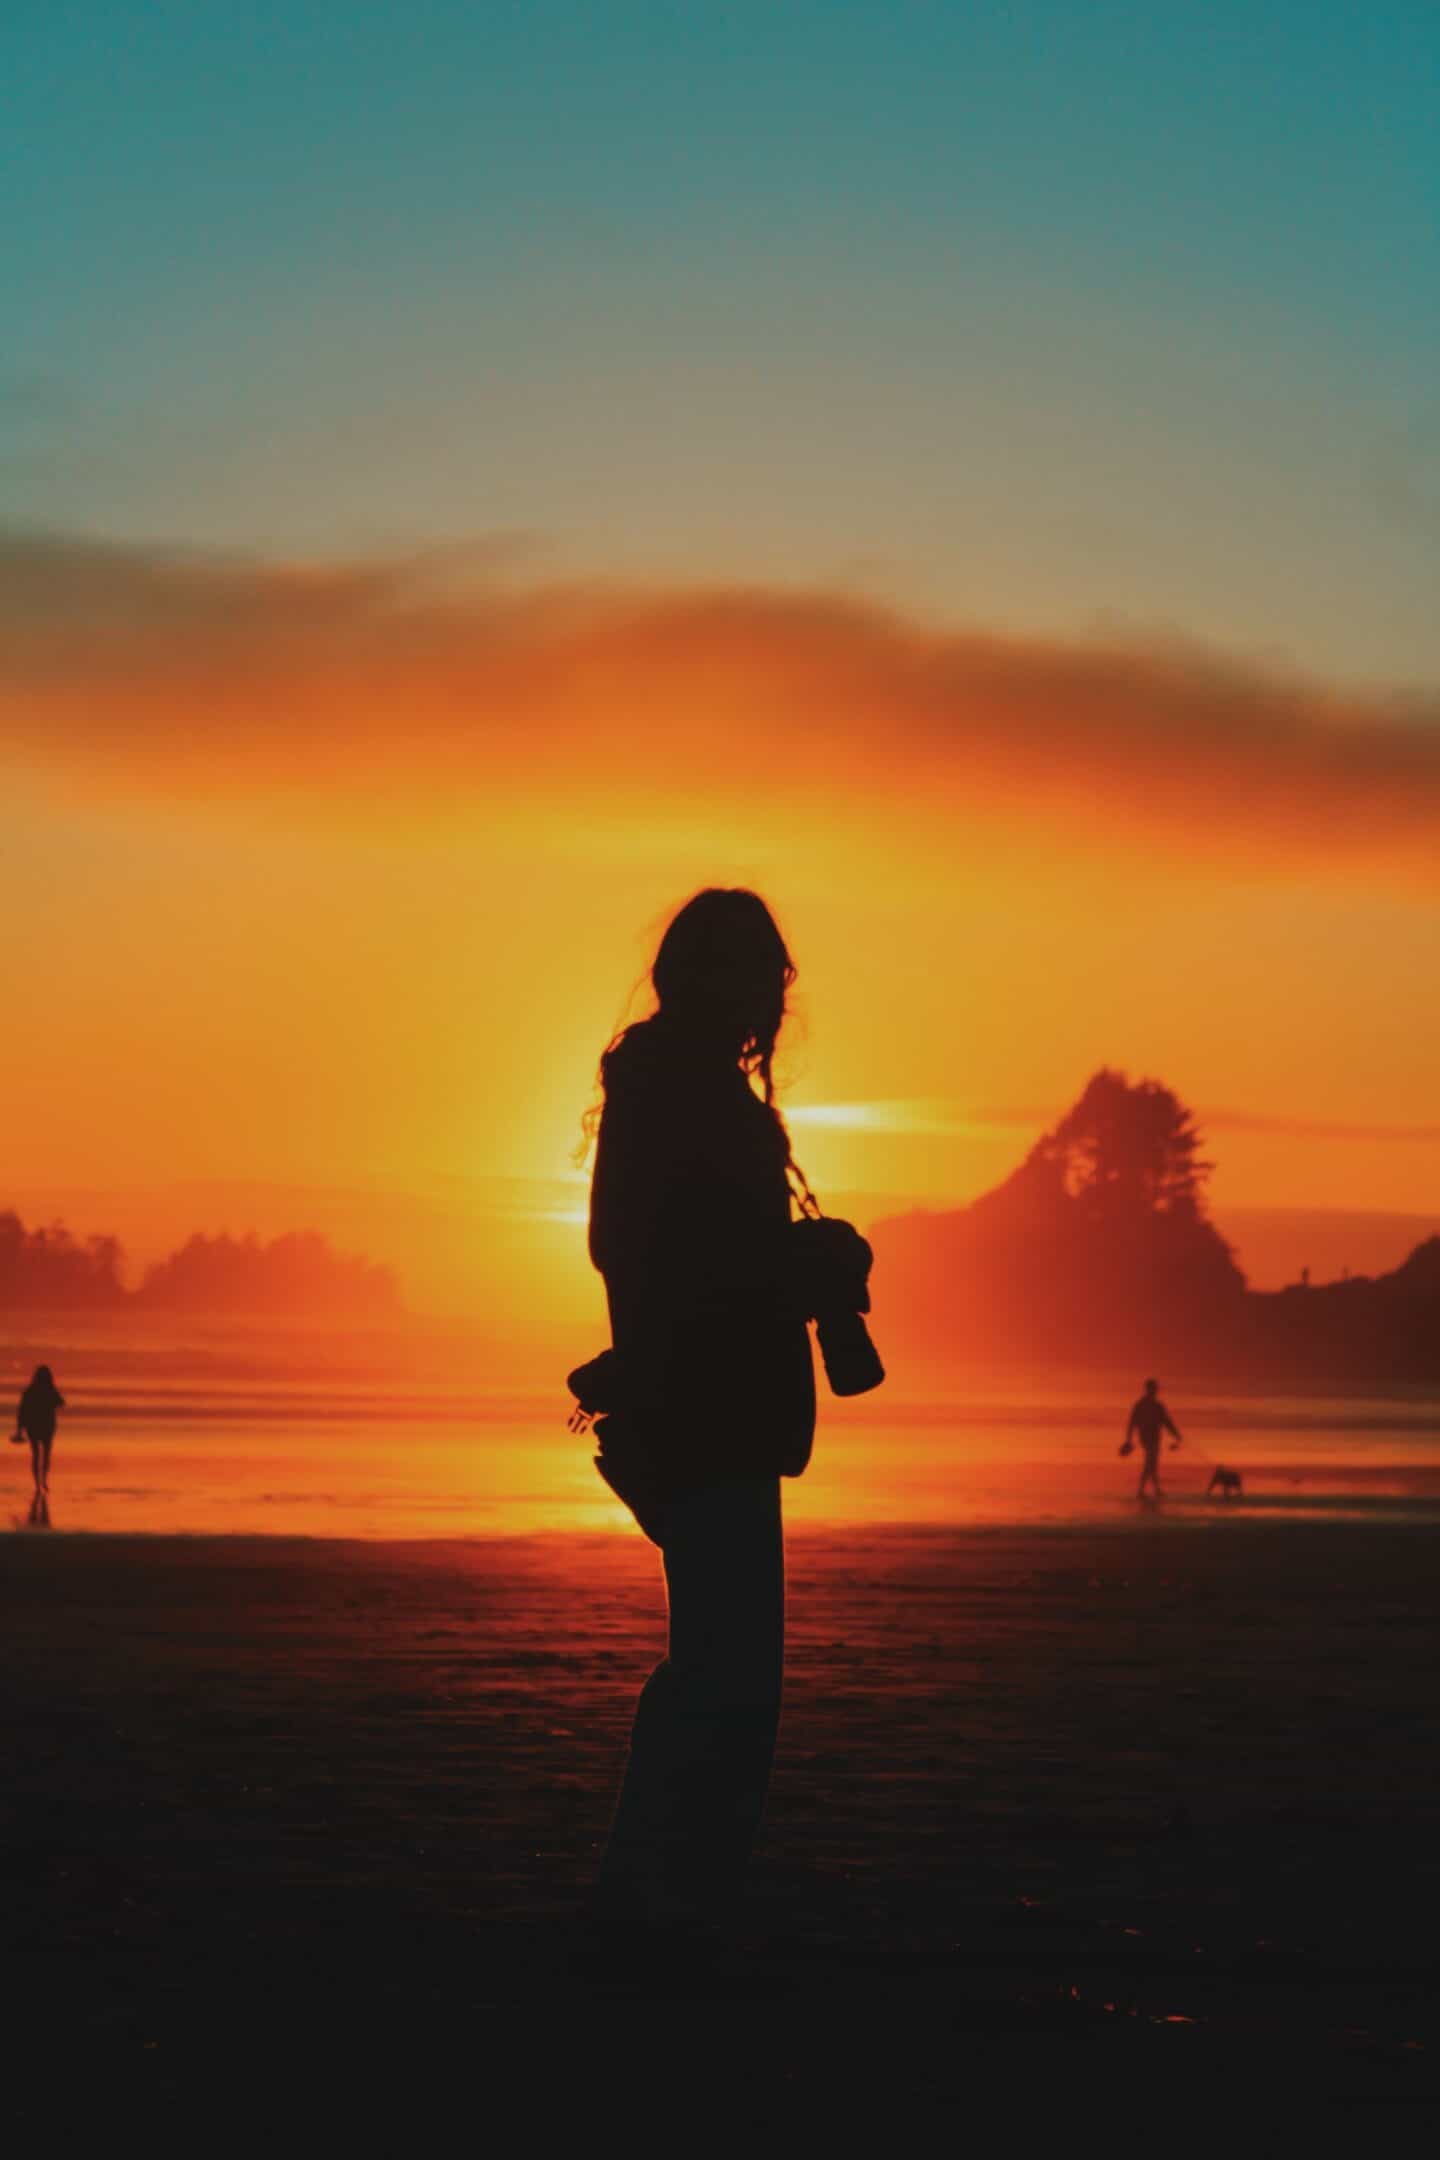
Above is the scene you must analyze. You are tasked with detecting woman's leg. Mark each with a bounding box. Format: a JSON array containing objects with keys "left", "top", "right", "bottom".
[
  {"left": 597, "top": 1476, "right": 784, "bottom": 1932},
  {"left": 30, "top": 1440, "right": 42, "bottom": 1494},
  {"left": 40, "top": 1440, "right": 52, "bottom": 1492}
]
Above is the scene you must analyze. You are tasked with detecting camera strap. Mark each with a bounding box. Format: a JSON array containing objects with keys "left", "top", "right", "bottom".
[{"left": 785, "top": 1154, "right": 824, "bottom": 1222}]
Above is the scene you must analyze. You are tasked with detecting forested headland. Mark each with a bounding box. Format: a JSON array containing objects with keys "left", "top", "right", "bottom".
[{"left": 871, "top": 1070, "right": 1440, "bottom": 1386}]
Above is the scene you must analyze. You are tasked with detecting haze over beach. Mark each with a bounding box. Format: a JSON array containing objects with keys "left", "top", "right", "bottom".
[{"left": 5, "top": 0, "right": 1440, "bottom": 2128}]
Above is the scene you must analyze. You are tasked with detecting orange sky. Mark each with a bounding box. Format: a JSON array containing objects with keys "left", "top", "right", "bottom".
[{"left": 6, "top": 531, "right": 1440, "bottom": 1322}]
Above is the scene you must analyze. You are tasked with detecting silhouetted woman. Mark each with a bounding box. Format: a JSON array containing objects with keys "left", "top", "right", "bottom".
[
  {"left": 15, "top": 1365, "right": 65, "bottom": 1497},
  {"left": 583, "top": 888, "right": 829, "bottom": 1953}
]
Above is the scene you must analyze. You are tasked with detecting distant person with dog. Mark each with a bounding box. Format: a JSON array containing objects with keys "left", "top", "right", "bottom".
[{"left": 1121, "top": 1376, "right": 1181, "bottom": 1499}]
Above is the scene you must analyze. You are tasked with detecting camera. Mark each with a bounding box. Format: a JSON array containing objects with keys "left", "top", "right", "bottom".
[{"left": 788, "top": 1214, "right": 886, "bottom": 1397}]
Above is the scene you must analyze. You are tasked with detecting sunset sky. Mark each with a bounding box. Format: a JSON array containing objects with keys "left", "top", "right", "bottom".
[{"left": 6, "top": 2, "right": 1440, "bottom": 1323}]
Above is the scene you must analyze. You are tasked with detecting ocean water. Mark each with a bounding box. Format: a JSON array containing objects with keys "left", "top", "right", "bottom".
[{"left": 7, "top": 1372, "right": 1440, "bottom": 1536}]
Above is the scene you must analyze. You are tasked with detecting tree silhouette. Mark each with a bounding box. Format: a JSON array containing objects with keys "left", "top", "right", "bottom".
[
  {"left": 1035, "top": 1068, "right": 1214, "bottom": 1224},
  {"left": 0, "top": 1207, "right": 399, "bottom": 1317},
  {"left": 0, "top": 1210, "right": 126, "bottom": 1307},
  {"left": 872, "top": 1068, "right": 1246, "bottom": 1370},
  {"left": 868, "top": 1068, "right": 1440, "bottom": 1381},
  {"left": 136, "top": 1228, "right": 398, "bottom": 1316}
]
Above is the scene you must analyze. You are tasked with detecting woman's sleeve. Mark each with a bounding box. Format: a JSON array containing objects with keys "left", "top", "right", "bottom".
[{"left": 588, "top": 1076, "right": 680, "bottom": 1281}]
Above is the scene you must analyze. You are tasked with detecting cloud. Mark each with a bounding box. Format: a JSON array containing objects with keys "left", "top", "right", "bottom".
[
  {"left": 4, "top": 523, "right": 1440, "bottom": 881},
  {"left": 793, "top": 1098, "right": 1440, "bottom": 1147},
  {"left": 1201, "top": 1110, "right": 1440, "bottom": 1145},
  {"left": 786, "top": 1100, "right": 1049, "bottom": 1137}
]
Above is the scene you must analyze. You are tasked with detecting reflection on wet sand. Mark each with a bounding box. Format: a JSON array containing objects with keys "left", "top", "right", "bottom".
[{"left": 5, "top": 1379, "right": 1440, "bottom": 1538}]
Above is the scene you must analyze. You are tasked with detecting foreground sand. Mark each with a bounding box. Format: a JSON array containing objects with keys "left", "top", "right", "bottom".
[{"left": 3, "top": 1518, "right": 1438, "bottom": 2127}]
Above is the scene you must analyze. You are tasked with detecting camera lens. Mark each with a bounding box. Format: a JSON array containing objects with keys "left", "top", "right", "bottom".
[{"left": 815, "top": 1308, "right": 885, "bottom": 1397}]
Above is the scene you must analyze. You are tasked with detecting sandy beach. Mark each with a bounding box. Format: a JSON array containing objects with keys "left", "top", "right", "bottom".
[{"left": 4, "top": 1516, "right": 1438, "bottom": 2128}]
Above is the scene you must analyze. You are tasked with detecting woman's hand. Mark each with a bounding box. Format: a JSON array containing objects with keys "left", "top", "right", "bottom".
[{"left": 789, "top": 1215, "right": 874, "bottom": 1319}]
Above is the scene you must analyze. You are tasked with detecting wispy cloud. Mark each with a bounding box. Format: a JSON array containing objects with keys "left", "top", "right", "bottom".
[
  {"left": 786, "top": 1099, "right": 1049, "bottom": 1138},
  {"left": 790, "top": 1099, "right": 1440, "bottom": 1147},
  {"left": 1201, "top": 1110, "right": 1440, "bottom": 1145},
  {"left": 4, "top": 524, "right": 1439, "bottom": 884}
]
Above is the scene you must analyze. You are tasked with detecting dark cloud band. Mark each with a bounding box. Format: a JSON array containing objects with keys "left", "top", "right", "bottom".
[{"left": 4, "top": 525, "right": 1438, "bottom": 885}]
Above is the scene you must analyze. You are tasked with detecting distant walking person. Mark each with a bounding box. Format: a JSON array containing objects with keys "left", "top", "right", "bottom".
[
  {"left": 1121, "top": 1376, "right": 1181, "bottom": 1499},
  {"left": 14, "top": 1365, "right": 65, "bottom": 1499},
  {"left": 577, "top": 888, "right": 874, "bottom": 1963}
]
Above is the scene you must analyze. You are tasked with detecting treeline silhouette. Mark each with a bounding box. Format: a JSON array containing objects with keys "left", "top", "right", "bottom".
[
  {"left": 0, "top": 1214, "right": 127, "bottom": 1308},
  {"left": 0, "top": 1211, "right": 399, "bottom": 1319},
  {"left": 1253, "top": 1234, "right": 1440, "bottom": 1385},
  {"left": 872, "top": 1069, "right": 1440, "bottom": 1385}
]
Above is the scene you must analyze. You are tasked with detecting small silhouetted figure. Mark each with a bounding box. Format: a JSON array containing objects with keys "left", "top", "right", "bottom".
[
  {"left": 1206, "top": 1465, "right": 1243, "bottom": 1501},
  {"left": 14, "top": 1365, "right": 64, "bottom": 1498},
  {"left": 1120, "top": 1376, "right": 1181, "bottom": 1499}
]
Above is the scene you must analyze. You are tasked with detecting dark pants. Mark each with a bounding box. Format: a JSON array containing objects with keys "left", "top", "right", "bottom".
[{"left": 598, "top": 1475, "right": 784, "bottom": 1932}]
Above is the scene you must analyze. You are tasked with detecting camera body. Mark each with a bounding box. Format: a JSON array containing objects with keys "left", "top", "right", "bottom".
[{"left": 788, "top": 1214, "right": 886, "bottom": 1397}]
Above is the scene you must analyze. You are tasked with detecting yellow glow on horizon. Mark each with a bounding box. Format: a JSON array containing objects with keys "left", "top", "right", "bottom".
[
  {"left": 786, "top": 1099, "right": 1043, "bottom": 1140},
  {"left": 5, "top": 591, "right": 1440, "bottom": 1337}
]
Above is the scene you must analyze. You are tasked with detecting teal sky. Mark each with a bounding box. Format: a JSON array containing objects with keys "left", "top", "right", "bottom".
[{"left": 8, "top": 1, "right": 1439, "bottom": 681}]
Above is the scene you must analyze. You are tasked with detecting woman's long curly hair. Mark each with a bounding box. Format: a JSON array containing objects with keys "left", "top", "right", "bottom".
[{"left": 579, "top": 888, "right": 798, "bottom": 1160}]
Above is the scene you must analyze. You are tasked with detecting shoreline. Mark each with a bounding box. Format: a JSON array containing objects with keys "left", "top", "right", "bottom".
[{"left": 11, "top": 1493, "right": 1440, "bottom": 1545}]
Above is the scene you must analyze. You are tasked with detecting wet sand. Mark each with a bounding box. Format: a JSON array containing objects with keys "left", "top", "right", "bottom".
[{"left": 3, "top": 1518, "right": 1438, "bottom": 2127}]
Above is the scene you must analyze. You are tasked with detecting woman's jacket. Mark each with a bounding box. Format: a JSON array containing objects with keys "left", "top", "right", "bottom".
[{"left": 587, "top": 1016, "right": 816, "bottom": 1500}]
